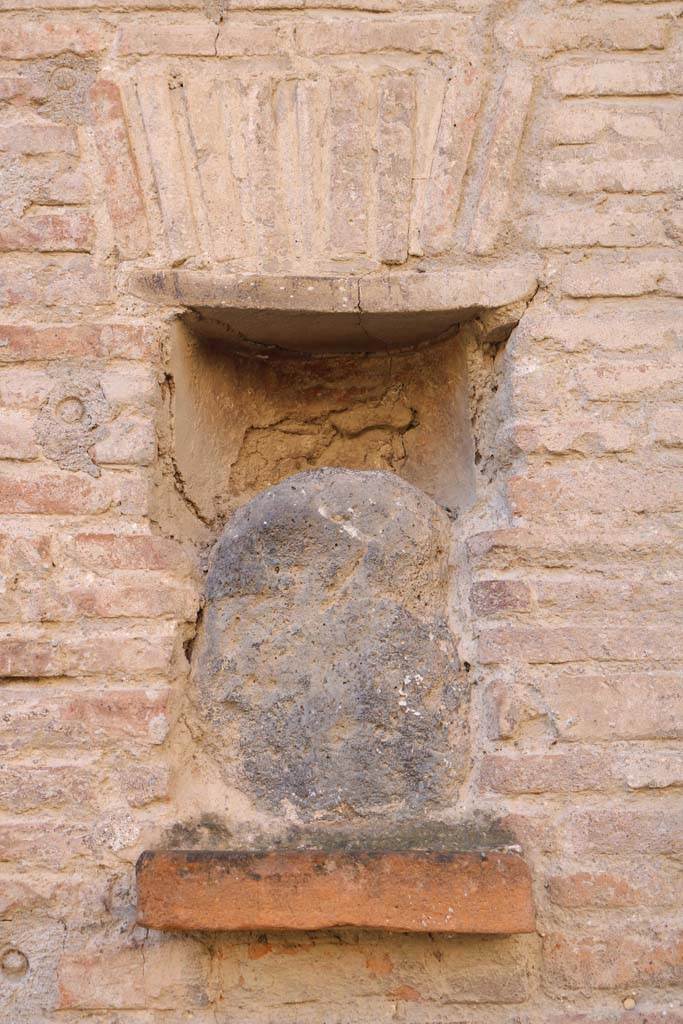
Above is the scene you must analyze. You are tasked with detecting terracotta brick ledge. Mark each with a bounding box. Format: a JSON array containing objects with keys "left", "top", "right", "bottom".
[{"left": 136, "top": 849, "right": 535, "bottom": 934}]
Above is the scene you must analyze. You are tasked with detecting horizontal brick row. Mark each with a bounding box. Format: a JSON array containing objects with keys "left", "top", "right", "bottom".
[
  {"left": 481, "top": 747, "right": 683, "bottom": 794},
  {"left": 487, "top": 673, "right": 682, "bottom": 742},
  {"left": 0, "top": 687, "right": 172, "bottom": 751}
]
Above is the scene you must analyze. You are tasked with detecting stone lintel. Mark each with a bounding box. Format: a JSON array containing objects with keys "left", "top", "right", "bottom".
[
  {"left": 129, "top": 263, "right": 539, "bottom": 354},
  {"left": 136, "top": 849, "right": 535, "bottom": 934}
]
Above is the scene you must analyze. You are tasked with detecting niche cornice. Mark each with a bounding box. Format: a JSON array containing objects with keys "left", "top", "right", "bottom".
[{"left": 130, "top": 260, "right": 538, "bottom": 355}]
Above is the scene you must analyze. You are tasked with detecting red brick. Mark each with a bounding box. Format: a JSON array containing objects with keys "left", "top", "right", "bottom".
[
  {"left": 481, "top": 748, "right": 683, "bottom": 794},
  {"left": 0, "top": 819, "right": 93, "bottom": 869},
  {"left": 531, "top": 578, "right": 683, "bottom": 617},
  {"left": 115, "top": 19, "right": 219, "bottom": 55},
  {"left": 511, "top": 415, "right": 634, "bottom": 456},
  {"left": 0, "top": 470, "right": 107, "bottom": 515},
  {"left": 0, "top": 363, "right": 156, "bottom": 409},
  {"left": 470, "top": 579, "right": 532, "bottom": 617},
  {"left": 0, "top": 468, "right": 145, "bottom": 516},
  {"left": 544, "top": 931, "right": 683, "bottom": 991},
  {"left": 508, "top": 464, "right": 683, "bottom": 517},
  {"left": 0, "top": 76, "right": 35, "bottom": 101},
  {"left": 19, "top": 571, "right": 197, "bottom": 621},
  {"left": 546, "top": 105, "right": 665, "bottom": 146},
  {"left": 0, "top": 687, "right": 170, "bottom": 755},
  {"left": 0, "top": 532, "right": 54, "bottom": 571},
  {"left": 548, "top": 861, "right": 682, "bottom": 909},
  {"left": 0, "top": 16, "right": 109, "bottom": 57},
  {"left": 0, "top": 0, "right": 204, "bottom": 6},
  {"left": 0, "top": 122, "right": 78, "bottom": 155},
  {"left": 650, "top": 405, "right": 683, "bottom": 446},
  {"left": 0, "top": 873, "right": 62, "bottom": 918},
  {"left": 540, "top": 157, "right": 683, "bottom": 195},
  {"left": 67, "top": 532, "right": 197, "bottom": 574},
  {"left": 217, "top": 19, "right": 292, "bottom": 56},
  {"left": 57, "top": 947, "right": 145, "bottom": 1010},
  {"left": 537, "top": 673, "right": 681, "bottom": 741},
  {"left": 466, "top": 62, "right": 534, "bottom": 256},
  {"left": 0, "top": 764, "right": 95, "bottom": 813},
  {"left": 295, "top": 14, "right": 471, "bottom": 56},
  {"left": 0, "top": 365, "right": 56, "bottom": 405},
  {"left": 527, "top": 202, "right": 666, "bottom": 250},
  {"left": 496, "top": 6, "right": 670, "bottom": 54},
  {"left": 482, "top": 679, "right": 547, "bottom": 741},
  {"left": 91, "top": 413, "right": 157, "bottom": 467},
  {"left": 554, "top": 254, "right": 683, "bottom": 299},
  {"left": 211, "top": 924, "right": 534, "bottom": 1006},
  {"left": 544, "top": 1014, "right": 682, "bottom": 1024},
  {"left": 479, "top": 624, "right": 679, "bottom": 665},
  {"left": 0, "top": 323, "right": 155, "bottom": 362},
  {"left": 38, "top": 166, "right": 91, "bottom": 207},
  {"left": 96, "top": 365, "right": 158, "bottom": 408},
  {"left": 0, "top": 628, "right": 175, "bottom": 678},
  {"left": 0, "top": 408, "right": 37, "bottom": 459},
  {"left": 562, "top": 804, "right": 682, "bottom": 854},
  {"left": 467, "top": 524, "right": 683, "bottom": 574},
  {"left": 90, "top": 79, "right": 150, "bottom": 259},
  {"left": 1, "top": 761, "right": 169, "bottom": 814},
  {"left": 137, "top": 850, "right": 535, "bottom": 934},
  {"left": 552, "top": 60, "right": 683, "bottom": 97},
  {"left": 0, "top": 255, "right": 113, "bottom": 309},
  {"left": 58, "top": 940, "right": 209, "bottom": 1011},
  {"left": 578, "top": 359, "right": 683, "bottom": 402},
  {"left": 116, "top": 19, "right": 289, "bottom": 57},
  {"left": 0, "top": 210, "right": 94, "bottom": 253},
  {"left": 517, "top": 301, "right": 682, "bottom": 355}
]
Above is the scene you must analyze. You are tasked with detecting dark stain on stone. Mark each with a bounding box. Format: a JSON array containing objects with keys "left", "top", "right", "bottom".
[
  {"left": 161, "top": 814, "right": 234, "bottom": 849},
  {"left": 139, "top": 812, "right": 516, "bottom": 862},
  {"left": 189, "top": 468, "right": 470, "bottom": 821}
]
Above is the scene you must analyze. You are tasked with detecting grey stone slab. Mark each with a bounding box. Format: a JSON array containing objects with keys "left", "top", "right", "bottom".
[{"left": 190, "top": 468, "right": 469, "bottom": 821}]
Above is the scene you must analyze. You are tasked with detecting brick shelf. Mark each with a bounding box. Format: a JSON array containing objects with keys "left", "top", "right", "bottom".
[{"left": 136, "top": 849, "right": 535, "bottom": 934}]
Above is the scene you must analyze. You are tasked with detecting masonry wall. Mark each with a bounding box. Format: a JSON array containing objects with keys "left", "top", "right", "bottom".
[{"left": 1, "top": 1, "right": 682, "bottom": 1023}]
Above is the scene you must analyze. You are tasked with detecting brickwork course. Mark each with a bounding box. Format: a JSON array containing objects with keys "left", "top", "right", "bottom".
[{"left": 0, "top": 0, "right": 682, "bottom": 1022}]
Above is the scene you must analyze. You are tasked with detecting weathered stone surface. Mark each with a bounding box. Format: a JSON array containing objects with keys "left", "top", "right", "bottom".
[
  {"left": 190, "top": 468, "right": 467, "bottom": 820},
  {"left": 116, "top": 57, "right": 493, "bottom": 269},
  {"left": 136, "top": 849, "right": 535, "bottom": 933},
  {"left": 130, "top": 262, "right": 538, "bottom": 353}
]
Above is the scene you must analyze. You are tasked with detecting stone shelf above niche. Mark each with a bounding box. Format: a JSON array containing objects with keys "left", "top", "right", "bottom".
[
  {"left": 129, "top": 260, "right": 538, "bottom": 355},
  {"left": 136, "top": 850, "right": 535, "bottom": 934}
]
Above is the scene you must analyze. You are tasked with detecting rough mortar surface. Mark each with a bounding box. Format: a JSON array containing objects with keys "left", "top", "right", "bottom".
[
  {"left": 167, "top": 323, "right": 476, "bottom": 521},
  {"left": 0, "top": 0, "right": 681, "bottom": 1021}
]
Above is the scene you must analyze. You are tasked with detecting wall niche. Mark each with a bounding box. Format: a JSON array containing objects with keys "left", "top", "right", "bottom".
[
  {"left": 163, "top": 319, "right": 475, "bottom": 531},
  {"left": 140, "top": 268, "right": 536, "bottom": 936},
  {"left": 141, "top": 263, "right": 537, "bottom": 539}
]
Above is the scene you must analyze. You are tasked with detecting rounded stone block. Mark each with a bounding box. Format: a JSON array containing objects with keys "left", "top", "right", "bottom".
[{"left": 190, "top": 468, "right": 468, "bottom": 821}]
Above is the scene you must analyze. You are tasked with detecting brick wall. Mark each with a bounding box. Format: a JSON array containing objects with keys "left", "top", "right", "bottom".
[{"left": 1, "top": 1, "right": 681, "bottom": 1022}]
